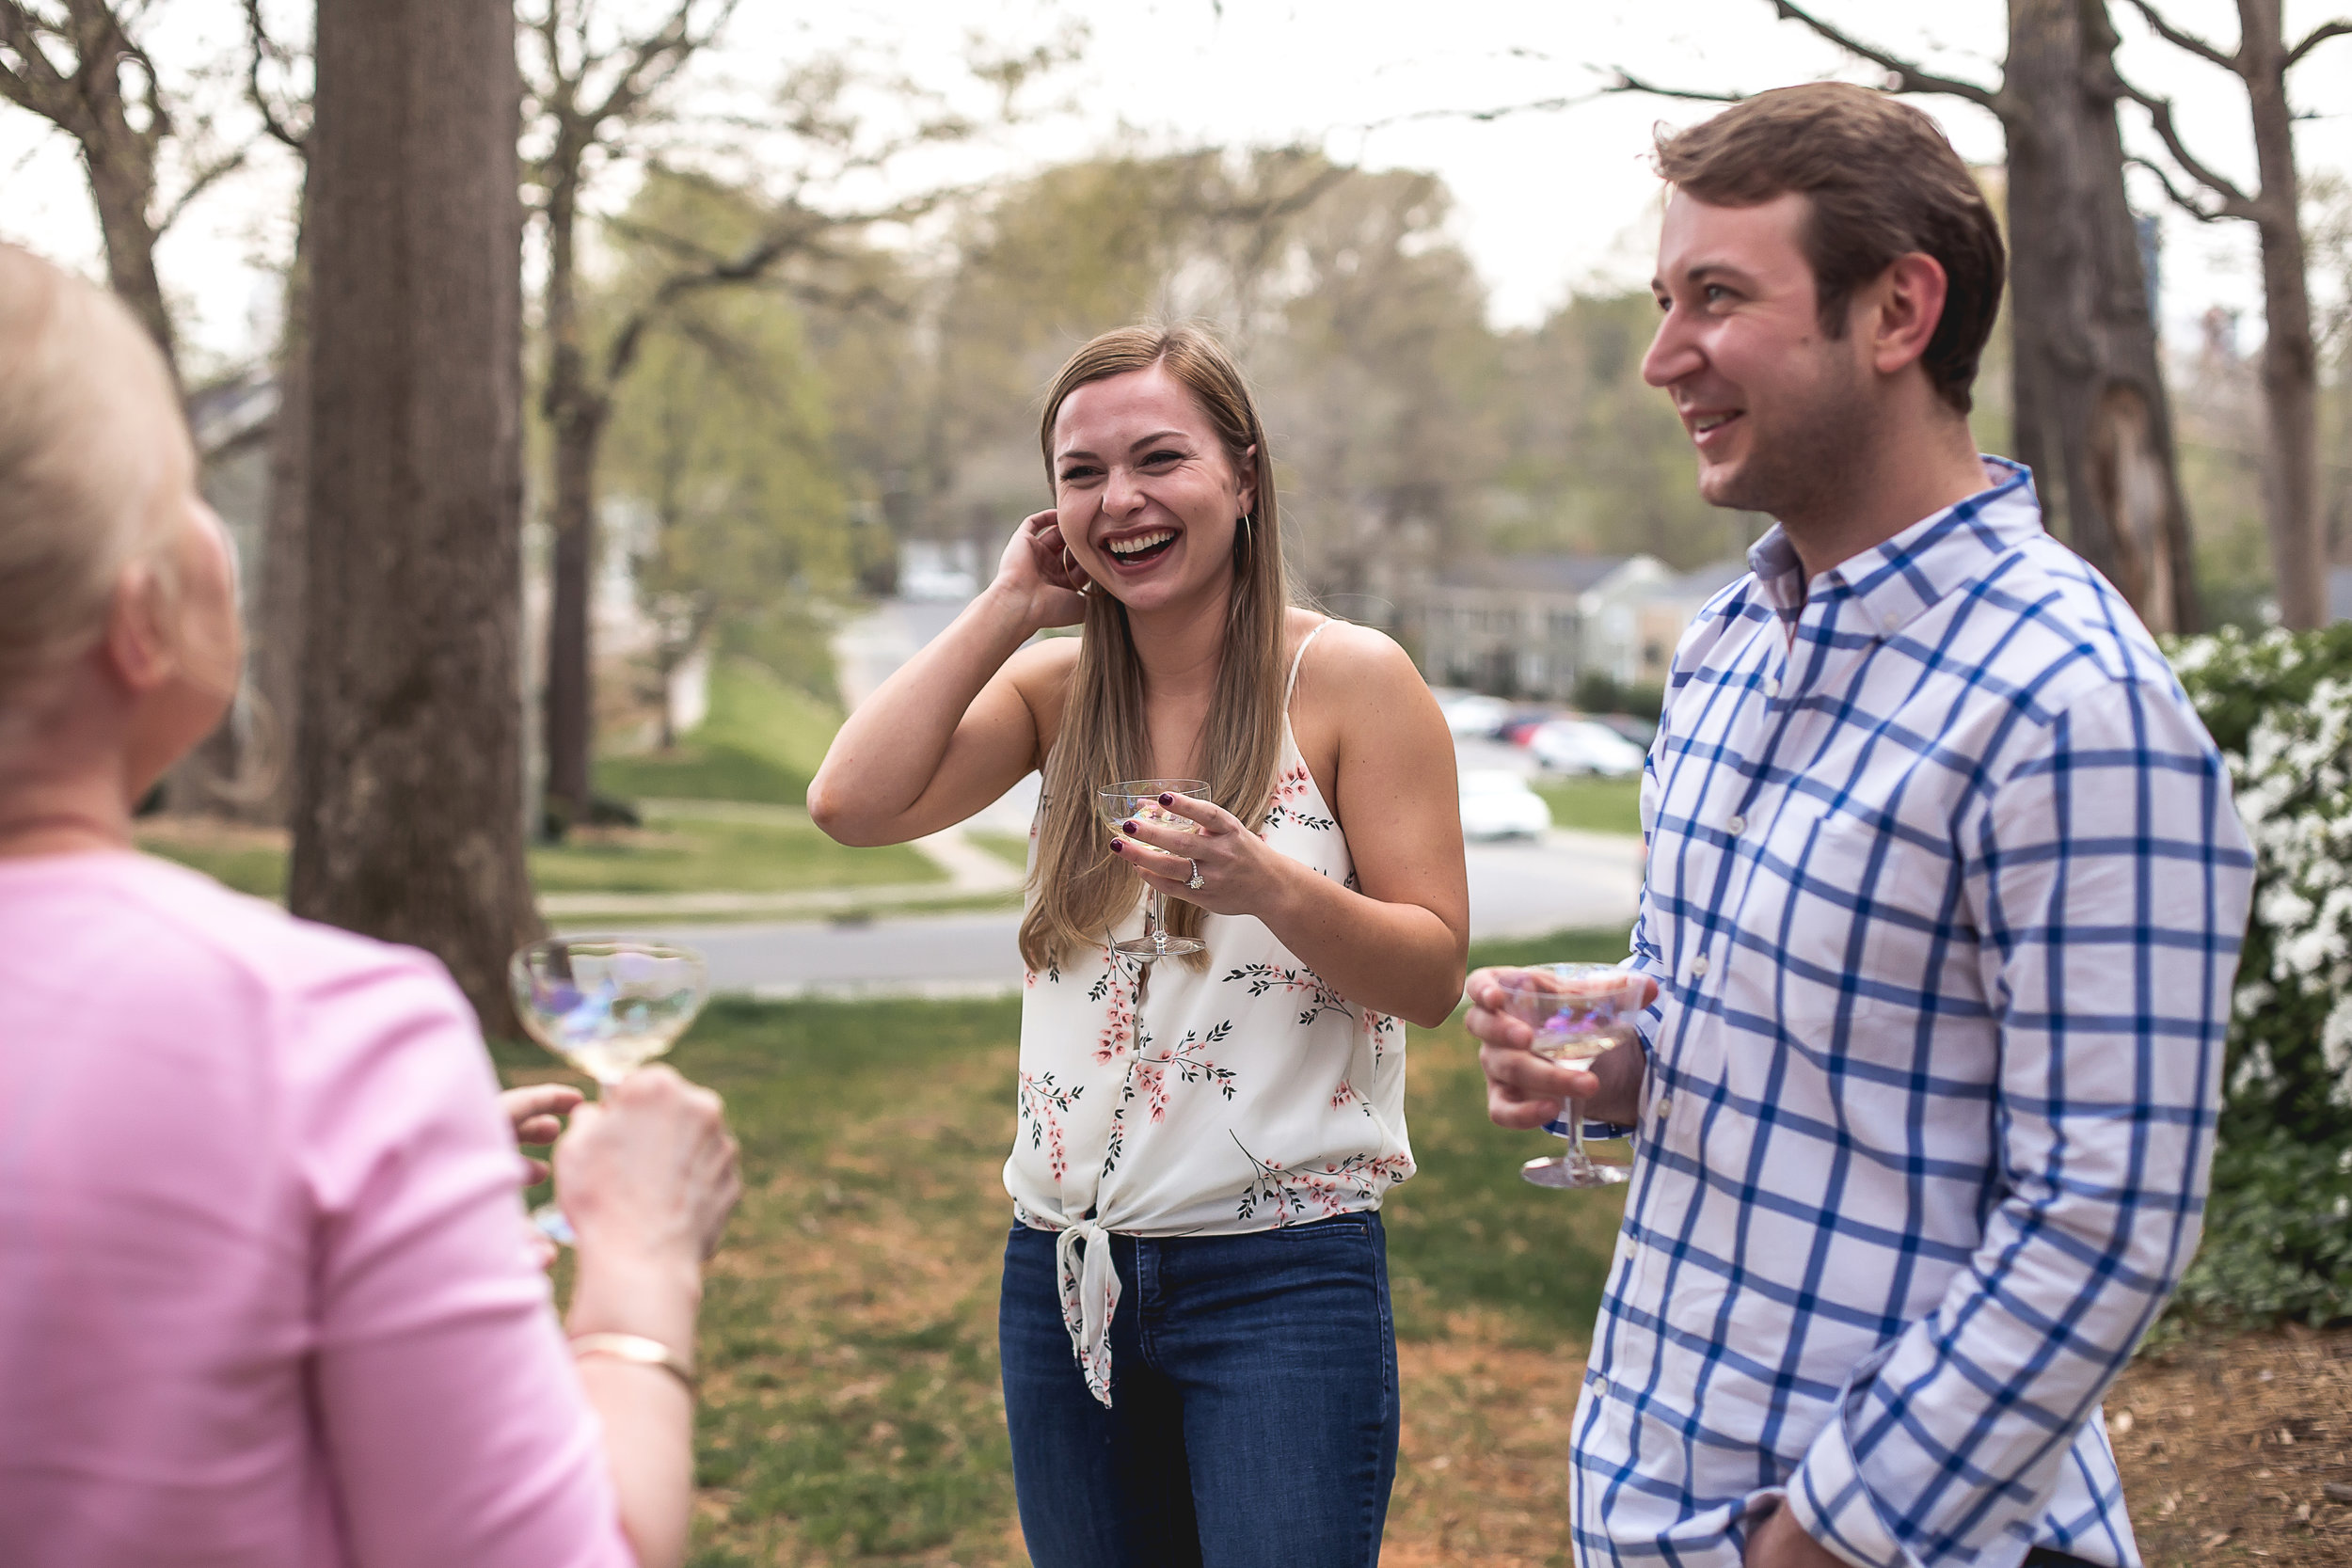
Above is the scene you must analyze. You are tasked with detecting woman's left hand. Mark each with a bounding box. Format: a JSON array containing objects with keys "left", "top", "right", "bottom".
[
  {"left": 1110, "top": 790, "right": 1295, "bottom": 919},
  {"left": 501, "top": 1083, "right": 583, "bottom": 1185},
  {"left": 501, "top": 1083, "right": 584, "bottom": 1272}
]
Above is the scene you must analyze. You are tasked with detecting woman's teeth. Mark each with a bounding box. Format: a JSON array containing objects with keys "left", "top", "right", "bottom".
[{"left": 1107, "top": 530, "right": 1176, "bottom": 561}]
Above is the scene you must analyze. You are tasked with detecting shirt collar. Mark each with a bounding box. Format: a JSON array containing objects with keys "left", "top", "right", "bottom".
[{"left": 1744, "top": 457, "right": 2040, "bottom": 637}]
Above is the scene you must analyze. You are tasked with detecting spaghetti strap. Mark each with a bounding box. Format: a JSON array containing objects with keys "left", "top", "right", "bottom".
[{"left": 1284, "top": 618, "right": 1334, "bottom": 709}]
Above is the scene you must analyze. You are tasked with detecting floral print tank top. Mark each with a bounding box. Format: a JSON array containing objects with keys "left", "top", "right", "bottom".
[{"left": 1005, "top": 620, "right": 1414, "bottom": 1403}]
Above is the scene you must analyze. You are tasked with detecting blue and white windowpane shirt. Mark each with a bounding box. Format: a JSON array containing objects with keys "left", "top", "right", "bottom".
[{"left": 1574, "top": 459, "right": 2255, "bottom": 1568}]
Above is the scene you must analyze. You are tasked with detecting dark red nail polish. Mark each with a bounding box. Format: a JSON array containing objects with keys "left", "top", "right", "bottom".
[
  {"left": 1122, "top": 819, "right": 1137, "bottom": 833},
  {"left": 1110, "top": 839, "right": 1125, "bottom": 852},
  {"left": 1157, "top": 793, "right": 1173, "bottom": 805}
]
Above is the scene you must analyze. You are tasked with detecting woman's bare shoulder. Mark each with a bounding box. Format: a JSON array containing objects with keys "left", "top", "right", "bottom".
[
  {"left": 1290, "top": 613, "right": 1423, "bottom": 696},
  {"left": 1005, "top": 633, "right": 1084, "bottom": 749}
]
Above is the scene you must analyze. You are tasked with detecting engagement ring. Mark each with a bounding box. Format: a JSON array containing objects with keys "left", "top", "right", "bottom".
[{"left": 1186, "top": 859, "right": 1204, "bottom": 890}]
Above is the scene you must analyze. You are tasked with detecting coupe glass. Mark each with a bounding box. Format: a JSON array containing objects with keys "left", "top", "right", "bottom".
[
  {"left": 1497, "top": 963, "right": 1647, "bottom": 1190},
  {"left": 1098, "top": 778, "right": 1211, "bottom": 961},
  {"left": 510, "top": 937, "right": 709, "bottom": 1243}
]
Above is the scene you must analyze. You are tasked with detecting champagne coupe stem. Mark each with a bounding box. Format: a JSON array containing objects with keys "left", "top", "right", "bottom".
[
  {"left": 1563, "top": 1090, "right": 1595, "bottom": 1174},
  {"left": 1148, "top": 889, "right": 1169, "bottom": 956}
]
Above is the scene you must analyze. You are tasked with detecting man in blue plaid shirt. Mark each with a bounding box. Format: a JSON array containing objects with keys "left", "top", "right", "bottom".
[{"left": 1468, "top": 86, "right": 2254, "bottom": 1568}]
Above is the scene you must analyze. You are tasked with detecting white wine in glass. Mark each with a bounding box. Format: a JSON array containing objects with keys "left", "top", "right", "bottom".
[
  {"left": 1498, "top": 963, "right": 1647, "bottom": 1190},
  {"left": 509, "top": 937, "right": 709, "bottom": 1242},
  {"left": 1098, "top": 778, "right": 1210, "bottom": 961}
]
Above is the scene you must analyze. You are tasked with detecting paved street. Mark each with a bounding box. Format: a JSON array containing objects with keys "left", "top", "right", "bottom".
[{"left": 597, "top": 827, "right": 1639, "bottom": 998}]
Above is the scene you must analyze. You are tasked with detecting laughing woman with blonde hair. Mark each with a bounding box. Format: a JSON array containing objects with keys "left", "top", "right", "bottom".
[{"left": 811, "top": 324, "right": 1468, "bottom": 1566}]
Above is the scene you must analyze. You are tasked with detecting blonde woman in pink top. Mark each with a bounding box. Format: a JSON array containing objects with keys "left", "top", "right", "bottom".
[{"left": 0, "top": 245, "right": 740, "bottom": 1568}]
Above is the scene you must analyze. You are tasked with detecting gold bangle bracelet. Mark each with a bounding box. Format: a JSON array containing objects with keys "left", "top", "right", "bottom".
[{"left": 569, "top": 1332, "right": 699, "bottom": 1396}]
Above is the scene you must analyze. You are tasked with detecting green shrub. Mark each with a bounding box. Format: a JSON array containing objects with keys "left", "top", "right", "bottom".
[{"left": 2166, "top": 625, "right": 2352, "bottom": 1327}]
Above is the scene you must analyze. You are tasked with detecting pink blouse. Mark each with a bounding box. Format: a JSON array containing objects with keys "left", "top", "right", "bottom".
[{"left": 0, "top": 852, "right": 634, "bottom": 1568}]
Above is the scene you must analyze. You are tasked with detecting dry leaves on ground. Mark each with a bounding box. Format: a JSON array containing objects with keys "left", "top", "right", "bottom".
[{"left": 2109, "top": 1323, "right": 2352, "bottom": 1566}]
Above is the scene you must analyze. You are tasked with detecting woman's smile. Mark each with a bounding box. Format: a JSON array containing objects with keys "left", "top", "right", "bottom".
[{"left": 1098, "top": 523, "right": 1183, "bottom": 575}]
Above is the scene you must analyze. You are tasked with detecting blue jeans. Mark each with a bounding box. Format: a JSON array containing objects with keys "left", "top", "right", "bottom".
[{"left": 998, "top": 1214, "right": 1400, "bottom": 1568}]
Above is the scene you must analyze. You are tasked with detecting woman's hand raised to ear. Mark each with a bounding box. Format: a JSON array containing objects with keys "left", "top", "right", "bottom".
[{"left": 992, "top": 509, "right": 1092, "bottom": 633}]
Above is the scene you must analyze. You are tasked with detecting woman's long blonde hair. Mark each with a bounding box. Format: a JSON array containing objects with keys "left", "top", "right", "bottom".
[{"left": 1018, "top": 325, "right": 1293, "bottom": 973}]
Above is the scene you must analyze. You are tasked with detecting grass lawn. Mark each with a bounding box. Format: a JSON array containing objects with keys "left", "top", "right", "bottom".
[
  {"left": 492, "top": 921, "right": 2305, "bottom": 1566},
  {"left": 965, "top": 830, "right": 1032, "bottom": 873},
  {"left": 494, "top": 927, "right": 1640, "bottom": 1567},
  {"left": 532, "top": 804, "right": 935, "bottom": 895},
  {"left": 597, "top": 659, "right": 843, "bottom": 807},
  {"left": 135, "top": 800, "right": 937, "bottom": 902},
  {"left": 1531, "top": 774, "right": 1643, "bottom": 837}
]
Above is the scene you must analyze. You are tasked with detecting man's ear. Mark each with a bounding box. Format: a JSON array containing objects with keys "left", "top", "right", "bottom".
[
  {"left": 1867, "top": 252, "right": 1949, "bottom": 379},
  {"left": 103, "top": 561, "right": 177, "bottom": 695}
]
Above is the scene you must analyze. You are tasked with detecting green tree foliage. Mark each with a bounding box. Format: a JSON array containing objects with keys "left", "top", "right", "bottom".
[
  {"left": 1487, "top": 291, "right": 1757, "bottom": 569},
  {"left": 907, "top": 146, "right": 1753, "bottom": 626},
  {"left": 596, "top": 170, "right": 853, "bottom": 721}
]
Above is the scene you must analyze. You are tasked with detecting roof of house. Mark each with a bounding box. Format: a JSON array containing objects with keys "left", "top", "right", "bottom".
[
  {"left": 186, "top": 368, "right": 278, "bottom": 459},
  {"left": 1436, "top": 554, "right": 1633, "bottom": 594},
  {"left": 1653, "top": 558, "right": 1750, "bottom": 603}
]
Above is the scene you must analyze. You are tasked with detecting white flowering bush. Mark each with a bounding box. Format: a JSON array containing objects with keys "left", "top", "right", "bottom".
[{"left": 2164, "top": 626, "right": 2352, "bottom": 1327}]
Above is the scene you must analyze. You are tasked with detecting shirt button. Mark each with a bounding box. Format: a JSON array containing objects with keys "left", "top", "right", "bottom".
[
  {"left": 1591, "top": 1375, "right": 1611, "bottom": 1397},
  {"left": 1691, "top": 953, "right": 1710, "bottom": 977},
  {"left": 1763, "top": 677, "right": 1781, "bottom": 698},
  {"left": 1883, "top": 611, "right": 1901, "bottom": 633},
  {"left": 1725, "top": 814, "right": 1746, "bottom": 834},
  {"left": 1656, "top": 1093, "right": 1673, "bottom": 1120}
]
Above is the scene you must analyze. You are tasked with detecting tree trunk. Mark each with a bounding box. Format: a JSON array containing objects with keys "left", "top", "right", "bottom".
[
  {"left": 538, "top": 140, "right": 603, "bottom": 833},
  {"left": 2001, "top": 0, "right": 2201, "bottom": 632},
  {"left": 294, "top": 0, "right": 540, "bottom": 1035},
  {"left": 543, "top": 407, "right": 602, "bottom": 829},
  {"left": 252, "top": 188, "right": 313, "bottom": 823},
  {"left": 80, "top": 149, "right": 176, "bottom": 384},
  {"left": 2240, "top": 0, "right": 2325, "bottom": 626}
]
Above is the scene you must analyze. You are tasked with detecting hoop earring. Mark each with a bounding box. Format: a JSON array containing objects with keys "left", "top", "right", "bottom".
[{"left": 1235, "top": 514, "right": 1251, "bottom": 552}]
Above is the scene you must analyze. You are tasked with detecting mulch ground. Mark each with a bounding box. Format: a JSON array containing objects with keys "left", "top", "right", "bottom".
[
  {"left": 1380, "top": 1323, "right": 2352, "bottom": 1568},
  {"left": 2108, "top": 1323, "right": 2352, "bottom": 1566}
]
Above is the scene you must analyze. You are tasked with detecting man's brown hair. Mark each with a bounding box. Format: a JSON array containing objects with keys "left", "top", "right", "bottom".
[{"left": 1653, "top": 82, "right": 2006, "bottom": 414}]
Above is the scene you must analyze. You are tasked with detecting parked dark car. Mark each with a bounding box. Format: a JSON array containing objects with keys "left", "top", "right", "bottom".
[
  {"left": 1595, "top": 711, "right": 1659, "bottom": 749},
  {"left": 1496, "top": 710, "right": 1554, "bottom": 746}
]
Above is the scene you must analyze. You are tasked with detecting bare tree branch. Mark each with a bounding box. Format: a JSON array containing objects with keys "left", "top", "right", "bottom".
[
  {"left": 157, "top": 143, "right": 247, "bottom": 231},
  {"left": 242, "top": 0, "right": 308, "bottom": 151},
  {"left": 2116, "top": 74, "right": 2259, "bottom": 216},
  {"left": 580, "top": 0, "right": 736, "bottom": 131},
  {"left": 1607, "top": 68, "right": 1744, "bottom": 105},
  {"left": 1765, "top": 0, "right": 2002, "bottom": 110},
  {"left": 0, "top": 3, "right": 84, "bottom": 120},
  {"left": 2127, "top": 152, "right": 2229, "bottom": 222},
  {"left": 1354, "top": 86, "right": 1617, "bottom": 130},
  {"left": 2287, "top": 19, "right": 2352, "bottom": 69},
  {"left": 2120, "top": 0, "right": 2241, "bottom": 73},
  {"left": 601, "top": 186, "right": 960, "bottom": 389}
]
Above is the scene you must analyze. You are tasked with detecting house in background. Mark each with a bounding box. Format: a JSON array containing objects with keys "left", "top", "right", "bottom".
[
  {"left": 187, "top": 368, "right": 278, "bottom": 611},
  {"left": 1419, "top": 554, "right": 1673, "bottom": 699},
  {"left": 1419, "top": 551, "right": 1755, "bottom": 701},
  {"left": 1631, "top": 559, "right": 1750, "bottom": 688}
]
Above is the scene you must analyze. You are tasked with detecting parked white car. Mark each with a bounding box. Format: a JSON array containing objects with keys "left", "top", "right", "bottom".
[
  {"left": 1437, "top": 691, "right": 1515, "bottom": 738},
  {"left": 1528, "top": 719, "right": 1646, "bottom": 778},
  {"left": 1458, "top": 769, "right": 1554, "bottom": 840}
]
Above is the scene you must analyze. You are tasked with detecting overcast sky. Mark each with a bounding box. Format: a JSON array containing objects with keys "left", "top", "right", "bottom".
[{"left": 4, "top": 0, "right": 2345, "bottom": 371}]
